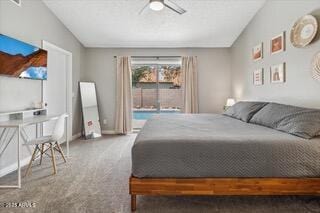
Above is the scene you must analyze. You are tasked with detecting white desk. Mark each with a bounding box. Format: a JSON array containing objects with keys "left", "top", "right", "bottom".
[{"left": 0, "top": 114, "right": 69, "bottom": 189}]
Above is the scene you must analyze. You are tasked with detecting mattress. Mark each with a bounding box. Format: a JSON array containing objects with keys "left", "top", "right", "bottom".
[{"left": 132, "top": 114, "right": 320, "bottom": 178}]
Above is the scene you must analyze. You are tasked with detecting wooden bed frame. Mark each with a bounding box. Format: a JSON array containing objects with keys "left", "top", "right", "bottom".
[{"left": 129, "top": 176, "right": 320, "bottom": 211}]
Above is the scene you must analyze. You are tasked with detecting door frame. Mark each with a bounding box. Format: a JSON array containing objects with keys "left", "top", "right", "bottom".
[
  {"left": 132, "top": 60, "right": 182, "bottom": 113},
  {"left": 42, "top": 40, "right": 73, "bottom": 141}
]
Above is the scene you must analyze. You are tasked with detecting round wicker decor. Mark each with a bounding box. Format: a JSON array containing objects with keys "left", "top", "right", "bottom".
[
  {"left": 312, "top": 51, "right": 320, "bottom": 81},
  {"left": 290, "top": 15, "right": 318, "bottom": 48}
]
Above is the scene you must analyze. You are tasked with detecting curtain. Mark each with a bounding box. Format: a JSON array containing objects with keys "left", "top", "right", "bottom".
[
  {"left": 115, "top": 56, "right": 133, "bottom": 134},
  {"left": 182, "top": 56, "right": 199, "bottom": 113}
]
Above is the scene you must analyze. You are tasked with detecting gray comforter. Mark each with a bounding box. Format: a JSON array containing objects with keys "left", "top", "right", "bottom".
[{"left": 132, "top": 114, "right": 320, "bottom": 178}]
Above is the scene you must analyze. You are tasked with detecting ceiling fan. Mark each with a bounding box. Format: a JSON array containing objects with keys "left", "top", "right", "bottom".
[{"left": 140, "top": 0, "right": 187, "bottom": 15}]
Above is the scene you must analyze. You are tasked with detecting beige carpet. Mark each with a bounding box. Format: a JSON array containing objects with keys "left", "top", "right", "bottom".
[{"left": 0, "top": 134, "right": 319, "bottom": 213}]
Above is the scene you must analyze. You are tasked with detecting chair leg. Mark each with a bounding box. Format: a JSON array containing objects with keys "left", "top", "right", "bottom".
[
  {"left": 50, "top": 143, "right": 57, "bottom": 175},
  {"left": 39, "top": 144, "right": 44, "bottom": 165},
  {"left": 25, "top": 145, "right": 38, "bottom": 177},
  {"left": 55, "top": 142, "right": 67, "bottom": 163}
]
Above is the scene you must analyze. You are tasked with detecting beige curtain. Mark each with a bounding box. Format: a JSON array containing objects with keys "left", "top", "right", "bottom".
[
  {"left": 115, "top": 56, "right": 133, "bottom": 134},
  {"left": 182, "top": 56, "right": 199, "bottom": 113}
]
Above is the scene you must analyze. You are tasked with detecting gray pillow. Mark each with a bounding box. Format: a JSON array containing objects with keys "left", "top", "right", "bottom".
[
  {"left": 223, "top": 101, "right": 268, "bottom": 122},
  {"left": 250, "top": 103, "right": 320, "bottom": 139}
]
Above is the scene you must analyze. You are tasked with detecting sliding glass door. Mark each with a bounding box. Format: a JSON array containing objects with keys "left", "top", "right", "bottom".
[{"left": 132, "top": 57, "right": 182, "bottom": 129}]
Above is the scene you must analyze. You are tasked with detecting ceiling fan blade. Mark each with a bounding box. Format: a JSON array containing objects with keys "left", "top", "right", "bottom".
[
  {"left": 139, "top": 2, "right": 150, "bottom": 15},
  {"left": 164, "top": 0, "right": 186, "bottom": 15}
]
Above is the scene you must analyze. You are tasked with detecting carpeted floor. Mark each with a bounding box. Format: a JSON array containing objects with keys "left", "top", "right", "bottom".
[{"left": 0, "top": 134, "right": 319, "bottom": 213}]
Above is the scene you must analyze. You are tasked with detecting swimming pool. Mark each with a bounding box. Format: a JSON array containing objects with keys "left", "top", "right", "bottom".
[{"left": 133, "top": 111, "right": 180, "bottom": 120}]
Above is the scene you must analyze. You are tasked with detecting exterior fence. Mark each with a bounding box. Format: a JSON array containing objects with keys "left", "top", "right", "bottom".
[{"left": 133, "top": 88, "right": 183, "bottom": 109}]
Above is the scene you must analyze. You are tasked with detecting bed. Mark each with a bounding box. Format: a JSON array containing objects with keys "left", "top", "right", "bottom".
[{"left": 129, "top": 103, "right": 320, "bottom": 211}]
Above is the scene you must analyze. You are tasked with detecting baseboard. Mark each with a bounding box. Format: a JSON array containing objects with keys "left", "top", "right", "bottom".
[
  {"left": 101, "top": 130, "right": 139, "bottom": 135},
  {"left": 72, "top": 132, "right": 81, "bottom": 140},
  {"left": 101, "top": 130, "right": 140, "bottom": 135},
  {"left": 0, "top": 133, "right": 82, "bottom": 178},
  {"left": 0, "top": 157, "right": 31, "bottom": 178},
  {"left": 102, "top": 130, "right": 117, "bottom": 135}
]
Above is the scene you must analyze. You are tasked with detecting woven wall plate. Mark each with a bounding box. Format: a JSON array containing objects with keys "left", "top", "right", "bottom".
[
  {"left": 290, "top": 15, "right": 318, "bottom": 48},
  {"left": 312, "top": 51, "right": 320, "bottom": 81}
]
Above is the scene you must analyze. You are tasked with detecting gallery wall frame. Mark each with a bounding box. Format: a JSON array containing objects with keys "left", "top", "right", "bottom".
[
  {"left": 270, "top": 63, "right": 286, "bottom": 84},
  {"left": 252, "top": 43, "right": 263, "bottom": 61},
  {"left": 271, "top": 32, "right": 285, "bottom": 55},
  {"left": 253, "top": 68, "right": 264, "bottom": 85}
]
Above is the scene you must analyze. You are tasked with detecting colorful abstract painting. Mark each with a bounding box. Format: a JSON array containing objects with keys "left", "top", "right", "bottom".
[{"left": 0, "top": 34, "right": 47, "bottom": 80}]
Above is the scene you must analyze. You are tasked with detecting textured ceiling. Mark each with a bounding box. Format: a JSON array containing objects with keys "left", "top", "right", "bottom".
[{"left": 43, "top": 0, "right": 266, "bottom": 48}]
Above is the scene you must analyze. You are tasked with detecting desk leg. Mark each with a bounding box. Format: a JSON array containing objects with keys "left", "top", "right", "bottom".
[
  {"left": 17, "top": 126, "right": 21, "bottom": 188},
  {"left": 36, "top": 123, "right": 38, "bottom": 138},
  {"left": 0, "top": 128, "right": 20, "bottom": 189},
  {"left": 41, "top": 122, "right": 43, "bottom": 137},
  {"left": 66, "top": 118, "right": 69, "bottom": 158}
]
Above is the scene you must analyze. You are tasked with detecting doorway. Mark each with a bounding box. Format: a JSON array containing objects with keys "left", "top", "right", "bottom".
[
  {"left": 42, "top": 41, "right": 72, "bottom": 141},
  {"left": 131, "top": 57, "right": 182, "bottom": 129}
]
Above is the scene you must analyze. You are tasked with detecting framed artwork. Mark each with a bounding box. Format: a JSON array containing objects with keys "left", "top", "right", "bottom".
[
  {"left": 253, "top": 68, "right": 264, "bottom": 85},
  {"left": 271, "top": 32, "right": 285, "bottom": 54},
  {"left": 252, "top": 43, "right": 263, "bottom": 61},
  {"left": 270, "top": 63, "right": 285, "bottom": 83}
]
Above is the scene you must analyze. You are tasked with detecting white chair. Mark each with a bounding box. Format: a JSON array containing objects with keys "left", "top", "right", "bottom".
[{"left": 25, "top": 114, "right": 67, "bottom": 176}]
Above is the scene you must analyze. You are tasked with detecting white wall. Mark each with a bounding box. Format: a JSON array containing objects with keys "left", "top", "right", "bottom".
[
  {"left": 0, "top": 0, "right": 84, "bottom": 134},
  {"left": 0, "top": 0, "right": 84, "bottom": 174},
  {"left": 231, "top": 0, "right": 320, "bottom": 108},
  {"left": 84, "top": 48, "right": 231, "bottom": 131}
]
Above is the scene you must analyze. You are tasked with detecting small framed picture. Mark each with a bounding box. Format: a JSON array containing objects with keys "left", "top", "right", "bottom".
[
  {"left": 252, "top": 43, "right": 263, "bottom": 61},
  {"left": 271, "top": 32, "right": 285, "bottom": 54},
  {"left": 270, "top": 63, "right": 285, "bottom": 83},
  {"left": 253, "top": 68, "right": 264, "bottom": 85}
]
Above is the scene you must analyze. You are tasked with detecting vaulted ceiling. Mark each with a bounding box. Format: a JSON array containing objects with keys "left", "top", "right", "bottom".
[{"left": 43, "top": 0, "right": 266, "bottom": 48}]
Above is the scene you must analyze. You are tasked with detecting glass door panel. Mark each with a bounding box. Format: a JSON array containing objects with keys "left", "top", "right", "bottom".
[
  {"left": 132, "top": 65, "right": 157, "bottom": 128},
  {"left": 131, "top": 59, "right": 182, "bottom": 129},
  {"left": 158, "top": 65, "right": 182, "bottom": 114}
]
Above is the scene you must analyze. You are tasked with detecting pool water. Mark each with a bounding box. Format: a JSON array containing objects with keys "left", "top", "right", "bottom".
[{"left": 133, "top": 111, "right": 180, "bottom": 120}]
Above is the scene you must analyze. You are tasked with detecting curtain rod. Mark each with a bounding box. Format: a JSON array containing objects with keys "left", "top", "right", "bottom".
[{"left": 113, "top": 56, "right": 181, "bottom": 58}]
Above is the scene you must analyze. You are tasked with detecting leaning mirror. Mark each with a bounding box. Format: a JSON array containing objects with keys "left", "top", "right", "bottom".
[{"left": 79, "top": 82, "right": 102, "bottom": 139}]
